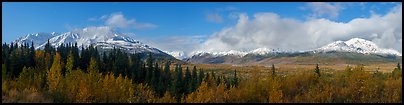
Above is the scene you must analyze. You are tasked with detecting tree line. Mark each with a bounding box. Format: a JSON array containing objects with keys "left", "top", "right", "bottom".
[{"left": 2, "top": 41, "right": 239, "bottom": 103}]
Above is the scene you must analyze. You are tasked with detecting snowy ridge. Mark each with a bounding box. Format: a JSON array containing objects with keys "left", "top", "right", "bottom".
[
  {"left": 314, "top": 38, "right": 402, "bottom": 56},
  {"left": 163, "top": 51, "right": 187, "bottom": 60},
  {"left": 12, "top": 26, "right": 169, "bottom": 56},
  {"left": 190, "top": 38, "right": 402, "bottom": 58},
  {"left": 191, "top": 48, "right": 284, "bottom": 57},
  {"left": 12, "top": 32, "right": 58, "bottom": 49}
]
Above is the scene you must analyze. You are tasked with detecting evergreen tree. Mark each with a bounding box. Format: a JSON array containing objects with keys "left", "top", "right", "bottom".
[
  {"left": 9, "top": 45, "right": 23, "bottom": 78},
  {"left": 72, "top": 43, "right": 80, "bottom": 70},
  {"left": 29, "top": 41, "right": 36, "bottom": 67},
  {"left": 184, "top": 66, "right": 191, "bottom": 94},
  {"left": 80, "top": 45, "right": 89, "bottom": 71},
  {"left": 139, "top": 63, "right": 146, "bottom": 83},
  {"left": 45, "top": 39, "right": 51, "bottom": 54},
  {"left": 198, "top": 69, "right": 204, "bottom": 85},
  {"left": 315, "top": 63, "right": 320, "bottom": 77},
  {"left": 2, "top": 43, "right": 10, "bottom": 71},
  {"left": 233, "top": 69, "right": 239, "bottom": 87},
  {"left": 216, "top": 74, "right": 221, "bottom": 86},
  {"left": 108, "top": 50, "right": 115, "bottom": 74},
  {"left": 146, "top": 53, "right": 154, "bottom": 83},
  {"left": 211, "top": 70, "right": 216, "bottom": 80},
  {"left": 392, "top": 63, "right": 402, "bottom": 79},
  {"left": 271, "top": 63, "right": 276, "bottom": 76},
  {"left": 101, "top": 52, "right": 108, "bottom": 73},
  {"left": 151, "top": 62, "right": 160, "bottom": 96},
  {"left": 191, "top": 66, "right": 197, "bottom": 92},
  {"left": 173, "top": 64, "right": 184, "bottom": 102},
  {"left": 163, "top": 61, "right": 172, "bottom": 93},
  {"left": 170, "top": 64, "right": 179, "bottom": 96}
]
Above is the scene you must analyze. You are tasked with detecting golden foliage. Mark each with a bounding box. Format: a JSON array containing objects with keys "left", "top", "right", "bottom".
[
  {"left": 47, "top": 53, "right": 62, "bottom": 94},
  {"left": 2, "top": 61, "right": 402, "bottom": 103},
  {"left": 157, "top": 91, "right": 176, "bottom": 103}
]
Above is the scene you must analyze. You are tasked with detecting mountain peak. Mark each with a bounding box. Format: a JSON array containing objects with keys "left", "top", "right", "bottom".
[
  {"left": 12, "top": 26, "right": 176, "bottom": 59},
  {"left": 190, "top": 47, "right": 285, "bottom": 58},
  {"left": 163, "top": 51, "right": 187, "bottom": 60},
  {"left": 316, "top": 38, "right": 401, "bottom": 56}
]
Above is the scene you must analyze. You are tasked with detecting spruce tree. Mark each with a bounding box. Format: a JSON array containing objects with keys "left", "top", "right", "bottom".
[
  {"left": 184, "top": 66, "right": 191, "bottom": 94},
  {"left": 191, "top": 66, "right": 197, "bottom": 92},
  {"left": 198, "top": 69, "right": 204, "bottom": 85},
  {"left": 163, "top": 61, "right": 172, "bottom": 92},
  {"left": 233, "top": 69, "right": 238, "bottom": 87},
  {"left": 315, "top": 63, "right": 320, "bottom": 77},
  {"left": 45, "top": 39, "right": 51, "bottom": 54},
  {"left": 72, "top": 43, "right": 80, "bottom": 70},
  {"left": 146, "top": 53, "right": 154, "bottom": 83},
  {"left": 174, "top": 64, "right": 184, "bottom": 102},
  {"left": 271, "top": 63, "right": 275, "bottom": 76},
  {"left": 29, "top": 41, "right": 36, "bottom": 67}
]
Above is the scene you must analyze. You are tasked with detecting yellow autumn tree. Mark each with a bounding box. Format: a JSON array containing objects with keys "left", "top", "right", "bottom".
[
  {"left": 185, "top": 80, "right": 212, "bottom": 103},
  {"left": 47, "top": 53, "right": 62, "bottom": 94},
  {"left": 64, "top": 51, "right": 76, "bottom": 102},
  {"left": 213, "top": 80, "right": 227, "bottom": 103},
  {"left": 76, "top": 78, "right": 91, "bottom": 103},
  {"left": 101, "top": 72, "right": 113, "bottom": 103},
  {"left": 86, "top": 57, "right": 100, "bottom": 102},
  {"left": 158, "top": 91, "right": 176, "bottom": 103},
  {"left": 15, "top": 67, "right": 34, "bottom": 91}
]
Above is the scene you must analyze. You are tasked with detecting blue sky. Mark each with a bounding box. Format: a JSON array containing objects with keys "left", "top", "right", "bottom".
[{"left": 2, "top": 2, "right": 402, "bottom": 54}]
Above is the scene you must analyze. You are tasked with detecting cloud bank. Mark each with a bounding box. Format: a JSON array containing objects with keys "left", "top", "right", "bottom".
[
  {"left": 139, "top": 35, "right": 207, "bottom": 56},
  {"left": 106, "top": 12, "right": 158, "bottom": 30},
  {"left": 89, "top": 12, "right": 158, "bottom": 30},
  {"left": 196, "top": 4, "right": 402, "bottom": 53}
]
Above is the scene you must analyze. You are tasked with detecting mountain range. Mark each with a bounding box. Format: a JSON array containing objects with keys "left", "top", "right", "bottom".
[
  {"left": 186, "top": 38, "right": 402, "bottom": 65},
  {"left": 12, "top": 27, "right": 402, "bottom": 65},
  {"left": 12, "top": 26, "right": 176, "bottom": 60}
]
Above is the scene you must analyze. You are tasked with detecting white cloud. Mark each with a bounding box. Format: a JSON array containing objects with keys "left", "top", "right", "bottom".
[
  {"left": 304, "top": 2, "right": 344, "bottom": 19},
  {"left": 196, "top": 4, "right": 402, "bottom": 53},
  {"left": 105, "top": 12, "right": 135, "bottom": 28},
  {"left": 104, "top": 12, "right": 158, "bottom": 30},
  {"left": 139, "top": 35, "right": 208, "bottom": 56},
  {"left": 88, "top": 15, "right": 107, "bottom": 21},
  {"left": 206, "top": 13, "right": 223, "bottom": 23}
]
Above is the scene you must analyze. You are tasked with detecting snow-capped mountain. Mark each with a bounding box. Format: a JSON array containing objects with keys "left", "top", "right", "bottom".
[
  {"left": 187, "top": 38, "right": 401, "bottom": 64},
  {"left": 12, "top": 26, "right": 175, "bottom": 59},
  {"left": 314, "top": 38, "right": 402, "bottom": 56},
  {"left": 163, "top": 51, "right": 187, "bottom": 60},
  {"left": 13, "top": 32, "right": 59, "bottom": 49},
  {"left": 190, "top": 38, "right": 402, "bottom": 58},
  {"left": 190, "top": 48, "right": 287, "bottom": 58}
]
